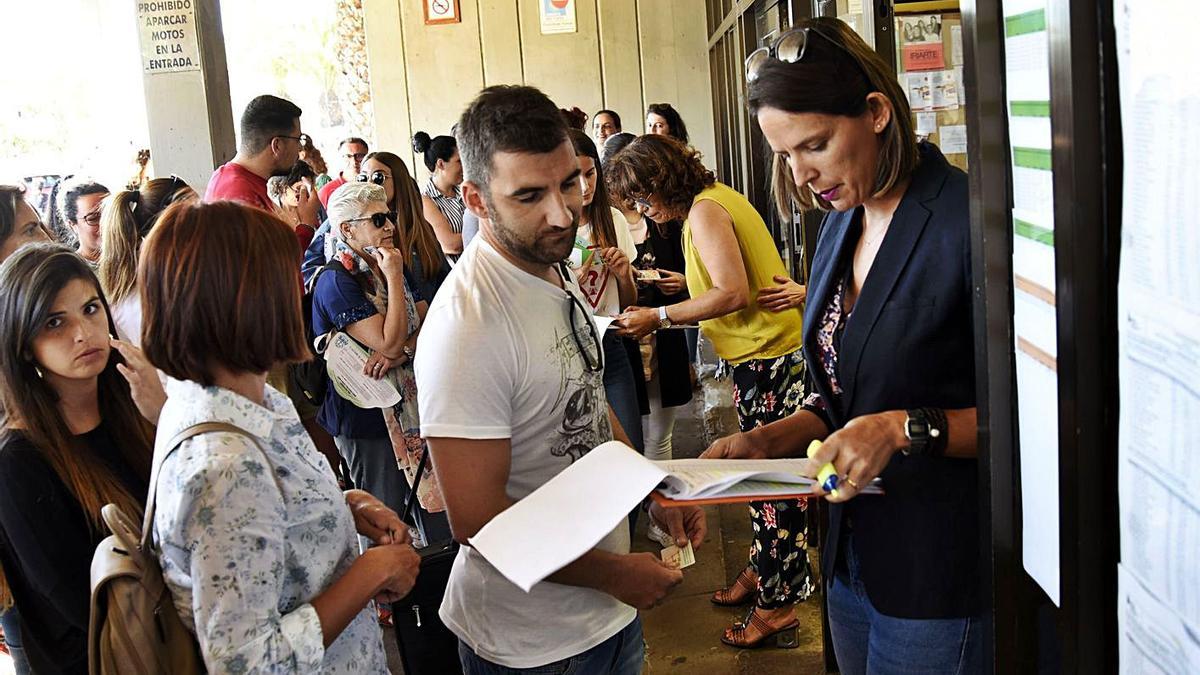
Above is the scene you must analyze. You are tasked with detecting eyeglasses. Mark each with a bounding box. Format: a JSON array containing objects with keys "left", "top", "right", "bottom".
[
  {"left": 344, "top": 152, "right": 367, "bottom": 162},
  {"left": 633, "top": 197, "right": 653, "bottom": 211},
  {"left": 745, "top": 25, "right": 859, "bottom": 83},
  {"left": 357, "top": 170, "right": 391, "bottom": 186},
  {"left": 345, "top": 212, "right": 397, "bottom": 229},
  {"left": 80, "top": 209, "right": 102, "bottom": 226},
  {"left": 556, "top": 264, "right": 604, "bottom": 373}
]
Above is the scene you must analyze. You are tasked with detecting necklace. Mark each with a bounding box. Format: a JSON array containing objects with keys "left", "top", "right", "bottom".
[{"left": 863, "top": 223, "right": 890, "bottom": 249}]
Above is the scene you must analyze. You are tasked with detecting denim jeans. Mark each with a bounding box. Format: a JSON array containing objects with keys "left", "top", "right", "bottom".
[
  {"left": 458, "top": 617, "right": 643, "bottom": 675},
  {"left": 602, "top": 334, "right": 644, "bottom": 453},
  {"left": 827, "top": 535, "right": 984, "bottom": 675},
  {"left": 0, "top": 605, "right": 32, "bottom": 675}
]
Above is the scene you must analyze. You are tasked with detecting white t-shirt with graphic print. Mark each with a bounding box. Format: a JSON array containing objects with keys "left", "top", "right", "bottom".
[{"left": 415, "top": 237, "right": 635, "bottom": 669}]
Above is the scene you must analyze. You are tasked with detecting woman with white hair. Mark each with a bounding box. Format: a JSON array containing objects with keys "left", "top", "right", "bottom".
[{"left": 311, "top": 182, "right": 449, "bottom": 546}]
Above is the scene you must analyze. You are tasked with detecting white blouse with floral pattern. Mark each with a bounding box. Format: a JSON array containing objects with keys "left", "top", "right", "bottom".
[{"left": 153, "top": 378, "right": 388, "bottom": 674}]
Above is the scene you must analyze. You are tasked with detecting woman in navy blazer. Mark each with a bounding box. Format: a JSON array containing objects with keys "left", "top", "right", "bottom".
[{"left": 703, "top": 18, "right": 983, "bottom": 673}]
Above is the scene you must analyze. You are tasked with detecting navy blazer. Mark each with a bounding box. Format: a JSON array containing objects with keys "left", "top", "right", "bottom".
[{"left": 805, "top": 143, "right": 979, "bottom": 619}]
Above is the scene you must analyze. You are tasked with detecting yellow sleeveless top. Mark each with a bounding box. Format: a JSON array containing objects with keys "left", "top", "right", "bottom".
[{"left": 682, "top": 182, "right": 803, "bottom": 364}]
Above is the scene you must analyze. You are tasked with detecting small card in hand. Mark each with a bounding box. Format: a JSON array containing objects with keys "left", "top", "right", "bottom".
[
  {"left": 660, "top": 541, "right": 695, "bottom": 569},
  {"left": 636, "top": 269, "right": 662, "bottom": 282}
]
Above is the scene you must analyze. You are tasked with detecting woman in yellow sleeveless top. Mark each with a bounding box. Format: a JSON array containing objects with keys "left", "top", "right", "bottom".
[{"left": 608, "top": 135, "right": 813, "bottom": 649}]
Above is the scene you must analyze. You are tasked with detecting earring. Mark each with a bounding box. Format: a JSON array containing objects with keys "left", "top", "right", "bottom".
[{"left": 34, "top": 366, "right": 43, "bottom": 379}]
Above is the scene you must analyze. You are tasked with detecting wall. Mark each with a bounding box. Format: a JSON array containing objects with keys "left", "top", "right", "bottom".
[{"left": 363, "top": 0, "right": 715, "bottom": 178}]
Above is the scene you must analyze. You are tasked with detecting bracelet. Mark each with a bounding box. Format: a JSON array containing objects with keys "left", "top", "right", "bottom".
[{"left": 924, "top": 407, "right": 949, "bottom": 457}]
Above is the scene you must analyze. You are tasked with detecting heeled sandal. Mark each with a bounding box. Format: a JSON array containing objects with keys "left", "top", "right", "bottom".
[
  {"left": 721, "top": 607, "right": 800, "bottom": 649},
  {"left": 710, "top": 568, "right": 758, "bottom": 606}
]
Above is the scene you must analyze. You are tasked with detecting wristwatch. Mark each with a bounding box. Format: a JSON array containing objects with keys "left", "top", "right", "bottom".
[
  {"left": 658, "top": 306, "right": 674, "bottom": 330},
  {"left": 902, "top": 408, "right": 943, "bottom": 457}
]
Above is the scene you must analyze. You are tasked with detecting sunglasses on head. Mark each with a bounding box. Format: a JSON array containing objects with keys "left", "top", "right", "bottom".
[
  {"left": 745, "top": 25, "right": 861, "bottom": 83},
  {"left": 357, "top": 170, "right": 390, "bottom": 186}
]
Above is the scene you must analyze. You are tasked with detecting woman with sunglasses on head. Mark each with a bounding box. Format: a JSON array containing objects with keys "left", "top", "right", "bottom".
[
  {"left": 312, "top": 182, "right": 450, "bottom": 549},
  {"left": 412, "top": 131, "right": 465, "bottom": 259},
  {"left": 607, "top": 135, "right": 813, "bottom": 649},
  {"left": 359, "top": 151, "right": 451, "bottom": 301},
  {"left": 704, "top": 18, "right": 983, "bottom": 673},
  {"left": 0, "top": 244, "right": 165, "bottom": 675},
  {"left": 97, "top": 176, "right": 197, "bottom": 346}
]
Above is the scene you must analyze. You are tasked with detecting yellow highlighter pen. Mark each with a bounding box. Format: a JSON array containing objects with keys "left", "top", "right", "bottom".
[{"left": 807, "top": 440, "right": 839, "bottom": 498}]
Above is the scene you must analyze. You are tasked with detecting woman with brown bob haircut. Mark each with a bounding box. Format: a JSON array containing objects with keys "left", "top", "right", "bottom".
[
  {"left": 139, "top": 201, "right": 420, "bottom": 673},
  {"left": 705, "top": 17, "right": 983, "bottom": 673},
  {"left": 608, "top": 134, "right": 814, "bottom": 649}
]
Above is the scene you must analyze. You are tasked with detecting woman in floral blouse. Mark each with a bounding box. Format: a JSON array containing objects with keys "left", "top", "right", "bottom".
[{"left": 140, "top": 200, "right": 420, "bottom": 673}]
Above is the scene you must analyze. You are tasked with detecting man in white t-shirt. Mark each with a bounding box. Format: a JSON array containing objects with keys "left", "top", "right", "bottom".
[{"left": 415, "top": 85, "right": 707, "bottom": 674}]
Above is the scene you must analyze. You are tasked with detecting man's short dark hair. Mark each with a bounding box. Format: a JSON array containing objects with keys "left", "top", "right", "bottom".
[
  {"left": 240, "top": 95, "right": 303, "bottom": 155},
  {"left": 457, "top": 85, "right": 569, "bottom": 192},
  {"left": 57, "top": 178, "right": 109, "bottom": 225},
  {"left": 338, "top": 137, "right": 368, "bottom": 151}
]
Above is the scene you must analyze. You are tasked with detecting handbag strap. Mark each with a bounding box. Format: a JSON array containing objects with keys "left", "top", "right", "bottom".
[
  {"left": 400, "top": 448, "right": 430, "bottom": 525},
  {"left": 140, "top": 421, "right": 265, "bottom": 551}
]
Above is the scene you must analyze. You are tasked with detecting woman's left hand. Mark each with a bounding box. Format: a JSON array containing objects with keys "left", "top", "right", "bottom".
[
  {"left": 808, "top": 411, "right": 905, "bottom": 502},
  {"left": 345, "top": 489, "right": 410, "bottom": 546},
  {"left": 615, "top": 306, "right": 661, "bottom": 340},
  {"left": 112, "top": 337, "right": 166, "bottom": 426},
  {"left": 363, "top": 352, "right": 393, "bottom": 380}
]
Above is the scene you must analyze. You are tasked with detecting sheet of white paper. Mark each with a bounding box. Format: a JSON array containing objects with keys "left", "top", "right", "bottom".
[
  {"left": 1115, "top": 0, "right": 1200, "bottom": 650},
  {"left": 324, "top": 333, "right": 401, "bottom": 409},
  {"left": 1118, "top": 565, "right": 1200, "bottom": 674},
  {"left": 939, "top": 124, "right": 968, "bottom": 154},
  {"left": 468, "top": 442, "right": 665, "bottom": 592},
  {"left": 1015, "top": 352, "right": 1060, "bottom": 606},
  {"left": 916, "top": 111, "right": 938, "bottom": 136},
  {"left": 592, "top": 314, "right": 617, "bottom": 335},
  {"left": 951, "top": 25, "right": 964, "bottom": 65},
  {"left": 905, "top": 72, "right": 932, "bottom": 111},
  {"left": 932, "top": 70, "right": 959, "bottom": 109},
  {"left": 955, "top": 66, "right": 966, "bottom": 105}
]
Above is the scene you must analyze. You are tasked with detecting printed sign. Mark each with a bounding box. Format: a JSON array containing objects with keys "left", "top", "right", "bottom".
[
  {"left": 424, "top": 0, "right": 461, "bottom": 25},
  {"left": 540, "top": 0, "right": 577, "bottom": 35},
  {"left": 137, "top": 0, "right": 201, "bottom": 74}
]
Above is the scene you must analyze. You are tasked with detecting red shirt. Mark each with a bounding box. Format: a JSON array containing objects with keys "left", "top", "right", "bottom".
[
  {"left": 205, "top": 161, "right": 314, "bottom": 252},
  {"left": 318, "top": 175, "right": 347, "bottom": 208}
]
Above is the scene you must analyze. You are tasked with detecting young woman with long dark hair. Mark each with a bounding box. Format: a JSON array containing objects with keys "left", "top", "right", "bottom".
[{"left": 0, "top": 244, "right": 161, "bottom": 674}]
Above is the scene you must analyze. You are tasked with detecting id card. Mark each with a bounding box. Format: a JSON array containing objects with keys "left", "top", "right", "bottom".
[{"left": 660, "top": 541, "right": 695, "bottom": 569}]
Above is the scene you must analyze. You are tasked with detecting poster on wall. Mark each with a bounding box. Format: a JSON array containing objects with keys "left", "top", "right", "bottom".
[
  {"left": 1114, "top": 0, "right": 1200, "bottom": 670},
  {"left": 1003, "top": 0, "right": 1061, "bottom": 608},
  {"left": 423, "top": 0, "right": 461, "bottom": 25},
  {"left": 540, "top": 0, "right": 577, "bottom": 35}
]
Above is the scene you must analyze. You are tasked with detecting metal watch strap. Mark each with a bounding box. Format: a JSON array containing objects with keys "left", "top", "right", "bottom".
[{"left": 658, "top": 305, "right": 672, "bottom": 329}]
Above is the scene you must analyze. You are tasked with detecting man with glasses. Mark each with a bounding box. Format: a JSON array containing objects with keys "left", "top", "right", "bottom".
[
  {"left": 56, "top": 178, "right": 108, "bottom": 264},
  {"left": 317, "top": 137, "right": 370, "bottom": 209},
  {"left": 205, "top": 94, "right": 320, "bottom": 251},
  {"left": 415, "top": 85, "right": 707, "bottom": 674}
]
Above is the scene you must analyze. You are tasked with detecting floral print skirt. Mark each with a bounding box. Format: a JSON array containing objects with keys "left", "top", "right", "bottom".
[{"left": 731, "top": 349, "right": 816, "bottom": 609}]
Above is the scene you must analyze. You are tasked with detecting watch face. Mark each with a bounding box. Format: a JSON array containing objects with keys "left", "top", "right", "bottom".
[{"left": 910, "top": 421, "right": 929, "bottom": 435}]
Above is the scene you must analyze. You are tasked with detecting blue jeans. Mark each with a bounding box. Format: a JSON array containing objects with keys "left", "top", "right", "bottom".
[
  {"left": 827, "top": 535, "right": 983, "bottom": 675},
  {"left": 458, "top": 617, "right": 643, "bottom": 674},
  {"left": 0, "top": 606, "right": 32, "bottom": 675},
  {"left": 602, "top": 334, "right": 643, "bottom": 453}
]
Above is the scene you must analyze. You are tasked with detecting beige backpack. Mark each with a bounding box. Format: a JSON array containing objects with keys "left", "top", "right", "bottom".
[{"left": 88, "top": 421, "right": 256, "bottom": 675}]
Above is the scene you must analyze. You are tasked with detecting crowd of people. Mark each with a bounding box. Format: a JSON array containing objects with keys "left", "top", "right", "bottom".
[{"left": 0, "top": 17, "right": 981, "bottom": 675}]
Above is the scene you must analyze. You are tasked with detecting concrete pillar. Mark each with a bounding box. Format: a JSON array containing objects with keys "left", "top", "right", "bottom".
[{"left": 135, "top": 0, "right": 235, "bottom": 194}]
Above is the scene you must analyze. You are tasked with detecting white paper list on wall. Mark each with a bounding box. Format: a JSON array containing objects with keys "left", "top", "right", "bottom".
[
  {"left": 1003, "top": 0, "right": 1061, "bottom": 608},
  {"left": 1114, "top": 0, "right": 1200, "bottom": 670}
]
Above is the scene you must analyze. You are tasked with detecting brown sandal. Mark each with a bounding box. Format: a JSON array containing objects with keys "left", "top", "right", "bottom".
[
  {"left": 710, "top": 568, "right": 758, "bottom": 606},
  {"left": 721, "top": 608, "right": 800, "bottom": 649}
]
